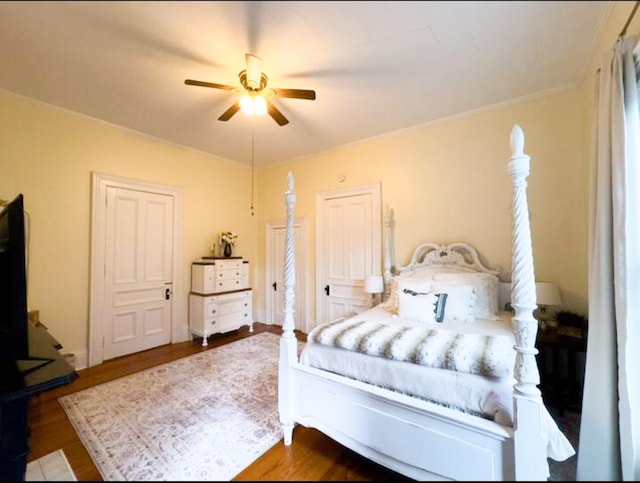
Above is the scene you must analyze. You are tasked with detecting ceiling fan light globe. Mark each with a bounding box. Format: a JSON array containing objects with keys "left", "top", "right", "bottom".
[
  {"left": 240, "top": 94, "right": 255, "bottom": 115},
  {"left": 254, "top": 96, "right": 267, "bottom": 116}
]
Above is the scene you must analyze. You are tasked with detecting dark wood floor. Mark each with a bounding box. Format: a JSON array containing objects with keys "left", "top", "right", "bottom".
[{"left": 27, "top": 323, "right": 412, "bottom": 481}]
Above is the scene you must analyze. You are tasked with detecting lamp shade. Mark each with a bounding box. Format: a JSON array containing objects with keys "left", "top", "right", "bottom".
[
  {"left": 535, "top": 282, "right": 561, "bottom": 306},
  {"left": 364, "top": 275, "right": 384, "bottom": 294}
]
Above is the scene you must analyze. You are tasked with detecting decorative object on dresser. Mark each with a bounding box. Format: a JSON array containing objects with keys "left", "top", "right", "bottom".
[
  {"left": 189, "top": 257, "right": 252, "bottom": 347},
  {"left": 535, "top": 281, "right": 562, "bottom": 329},
  {"left": 219, "top": 231, "right": 237, "bottom": 258}
]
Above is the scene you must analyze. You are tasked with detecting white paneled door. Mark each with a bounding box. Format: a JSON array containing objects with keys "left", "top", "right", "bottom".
[
  {"left": 103, "top": 186, "right": 174, "bottom": 360},
  {"left": 316, "top": 183, "right": 382, "bottom": 327},
  {"left": 266, "top": 220, "right": 307, "bottom": 332}
]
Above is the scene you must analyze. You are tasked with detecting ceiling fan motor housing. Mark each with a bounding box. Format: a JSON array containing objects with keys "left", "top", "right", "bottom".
[
  {"left": 245, "top": 53, "right": 263, "bottom": 89},
  {"left": 239, "top": 70, "right": 269, "bottom": 92}
]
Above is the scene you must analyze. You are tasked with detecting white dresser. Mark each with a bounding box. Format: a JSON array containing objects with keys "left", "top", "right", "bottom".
[{"left": 189, "top": 257, "right": 253, "bottom": 346}]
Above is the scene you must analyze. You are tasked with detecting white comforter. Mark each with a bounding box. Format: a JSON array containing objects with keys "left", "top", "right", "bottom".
[{"left": 299, "top": 305, "right": 575, "bottom": 462}]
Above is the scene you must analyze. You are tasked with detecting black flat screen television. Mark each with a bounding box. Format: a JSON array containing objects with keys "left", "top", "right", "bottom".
[{"left": 0, "top": 193, "right": 30, "bottom": 367}]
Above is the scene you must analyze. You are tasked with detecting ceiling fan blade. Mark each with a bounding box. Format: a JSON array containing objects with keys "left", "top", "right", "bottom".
[
  {"left": 185, "top": 79, "right": 236, "bottom": 91},
  {"left": 267, "top": 101, "right": 289, "bottom": 126},
  {"left": 218, "top": 102, "right": 241, "bottom": 122},
  {"left": 272, "top": 88, "right": 316, "bottom": 100}
]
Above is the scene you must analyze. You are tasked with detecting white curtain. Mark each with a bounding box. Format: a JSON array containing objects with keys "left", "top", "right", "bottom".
[{"left": 577, "top": 36, "right": 640, "bottom": 480}]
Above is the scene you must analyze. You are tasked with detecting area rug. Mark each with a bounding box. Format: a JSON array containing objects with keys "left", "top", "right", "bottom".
[{"left": 59, "top": 332, "right": 299, "bottom": 481}]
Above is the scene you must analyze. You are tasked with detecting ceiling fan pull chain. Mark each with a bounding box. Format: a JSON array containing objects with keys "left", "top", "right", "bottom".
[{"left": 250, "top": 117, "right": 255, "bottom": 216}]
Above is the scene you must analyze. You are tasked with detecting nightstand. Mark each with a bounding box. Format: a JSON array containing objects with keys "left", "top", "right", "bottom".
[{"left": 536, "top": 327, "right": 587, "bottom": 414}]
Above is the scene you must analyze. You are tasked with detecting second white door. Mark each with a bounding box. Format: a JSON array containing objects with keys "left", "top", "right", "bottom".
[
  {"left": 266, "top": 220, "right": 307, "bottom": 332},
  {"left": 316, "top": 183, "right": 382, "bottom": 326}
]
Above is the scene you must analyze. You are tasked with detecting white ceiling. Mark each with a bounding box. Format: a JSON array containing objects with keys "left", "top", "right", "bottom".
[{"left": 0, "top": 1, "right": 610, "bottom": 168}]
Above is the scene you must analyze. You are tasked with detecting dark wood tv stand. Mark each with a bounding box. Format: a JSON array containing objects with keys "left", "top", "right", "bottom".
[{"left": 0, "top": 322, "right": 78, "bottom": 481}]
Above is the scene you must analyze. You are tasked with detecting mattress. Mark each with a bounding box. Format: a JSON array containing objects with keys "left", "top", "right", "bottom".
[
  {"left": 300, "top": 305, "right": 516, "bottom": 424},
  {"left": 299, "top": 304, "right": 576, "bottom": 461}
]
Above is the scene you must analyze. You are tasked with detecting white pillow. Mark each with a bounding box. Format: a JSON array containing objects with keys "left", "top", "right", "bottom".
[
  {"left": 383, "top": 278, "right": 431, "bottom": 314},
  {"left": 432, "top": 272, "right": 499, "bottom": 319},
  {"left": 397, "top": 289, "right": 447, "bottom": 324},
  {"left": 429, "top": 282, "right": 476, "bottom": 322}
]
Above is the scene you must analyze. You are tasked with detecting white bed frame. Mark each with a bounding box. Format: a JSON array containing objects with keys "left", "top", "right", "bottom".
[{"left": 278, "top": 125, "right": 548, "bottom": 480}]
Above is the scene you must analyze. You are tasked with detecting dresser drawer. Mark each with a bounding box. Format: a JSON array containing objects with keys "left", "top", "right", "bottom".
[
  {"left": 206, "top": 317, "right": 219, "bottom": 330},
  {"left": 218, "top": 298, "right": 248, "bottom": 315},
  {"left": 216, "top": 267, "right": 242, "bottom": 281},
  {"left": 219, "top": 311, "right": 251, "bottom": 330},
  {"left": 214, "top": 259, "right": 243, "bottom": 270},
  {"left": 215, "top": 278, "right": 242, "bottom": 292},
  {"left": 191, "top": 264, "right": 216, "bottom": 294},
  {"left": 205, "top": 300, "right": 218, "bottom": 317}
]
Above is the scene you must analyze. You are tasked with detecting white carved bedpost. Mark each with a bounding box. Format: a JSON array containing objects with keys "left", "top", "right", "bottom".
[
  {"left": 278, "top": 172, "right": 298, "bottom": 445},
  {"left": 508, "top": 125, "right": 547, "bottom": 480},
  {"left": 382, "top": 205, "right": 396, "bottom": 301}
]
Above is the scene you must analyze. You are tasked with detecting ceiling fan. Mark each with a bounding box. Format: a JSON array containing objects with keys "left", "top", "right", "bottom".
[{"left": 185, "top": 53, "right": 316, "bottom": 126}]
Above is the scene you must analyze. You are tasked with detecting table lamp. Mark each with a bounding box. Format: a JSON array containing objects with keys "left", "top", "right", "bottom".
[
  {"left": 364, "top": 275, "right": 384, "bottom": 308},
  {"left": 535, "top": 282, "right": 562, "bottom": 328}
]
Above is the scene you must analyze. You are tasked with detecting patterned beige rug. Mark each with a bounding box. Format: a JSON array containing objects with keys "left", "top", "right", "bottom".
[{"left": 59, "top": 332, "right": 298, "bottom": 481}]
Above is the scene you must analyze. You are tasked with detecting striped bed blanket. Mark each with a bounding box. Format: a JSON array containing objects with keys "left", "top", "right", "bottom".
[{"left": 307, "top": 318, "right": 516, "bottom": 378}]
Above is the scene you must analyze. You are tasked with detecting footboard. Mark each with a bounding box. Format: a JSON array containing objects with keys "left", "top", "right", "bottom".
[{"left": 290, "top": 362, "right": 515, "bottom": 481}]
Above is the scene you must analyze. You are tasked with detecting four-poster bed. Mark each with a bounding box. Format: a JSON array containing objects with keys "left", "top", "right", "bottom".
[{"left": 277, "top": 125, "right": 574, "bottom": 480}]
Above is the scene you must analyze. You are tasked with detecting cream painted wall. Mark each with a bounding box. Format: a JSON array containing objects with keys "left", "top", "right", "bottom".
[
  {"left": 0, "top": 33, "right": 595, "bottom": 360},
  {"left": 258, "top": 88, "right": 588, "bottom": 328},
  {"left": 0, "top": 89, "right": 258, "bottom": 357}
]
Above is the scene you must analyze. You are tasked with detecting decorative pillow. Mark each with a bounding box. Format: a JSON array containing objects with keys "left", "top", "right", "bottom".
[
  {"left": 383, "top": 278, "right": 431, "bottom": 314},
  {"left": 429, "top": 282, "right": 476, "bottom": 322},
  {"left": 397, "top": 288, "right": 448, "bottom": 324},
  {"left": 432, "top": 272, "right": 499, "bottom": 319}
]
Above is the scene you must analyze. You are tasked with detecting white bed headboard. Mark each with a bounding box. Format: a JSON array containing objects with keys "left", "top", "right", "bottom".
[{"left": 395, "top": 242, "right": 501, "bottom": 277}]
